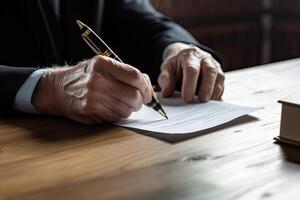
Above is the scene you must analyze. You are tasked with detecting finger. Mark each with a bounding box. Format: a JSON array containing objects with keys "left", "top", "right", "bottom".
[
  {"left": 180, "top": 52, "right": 201, "bottom": 102},
  {"left": 109, "top": 82, "right": 143, "bottom": 112},
  {"left": 79, "top": 99, "right": 123, "bottom": 123},
  {"left": 87, "top": 83, "right": 134, "bottom": 118},
  {"left": 98, "top": 103, "right": 123, "bottom": 122},
  {"left": 90, "top": 102, "right": 124, "bottom": 123},
  {"left": 143, "top": 73, "right": 154, "bottom": 100},
  {"left": 93, "top": 74, "right": 144, "bottom": 111},
  {"left": 93, "top": 56, "right": 152, "bottom": 104},
  {"left": 158, "top": 62, "right": 176, "bottom": 97},
  {"left": 211, "top": 74, "right": 225, "bottom": 100},
  {"left": 103, "top": 95, "right": 133, "bottom": 118},
  {"left": 198, "top": 58, "right": 218, "bottom": 102},
  {"left": 209, "top": 58, "right": 225, "bottom": 100}
]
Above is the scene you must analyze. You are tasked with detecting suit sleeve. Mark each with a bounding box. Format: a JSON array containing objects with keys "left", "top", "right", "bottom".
[
  {"left": 0, "top": 65, "right": 37, "bottom": 114},
  {"left": 102, "top": 0, "right": 222, "bottom": 83}
]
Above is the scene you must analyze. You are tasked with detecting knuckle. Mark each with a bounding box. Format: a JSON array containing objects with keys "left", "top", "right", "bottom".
[
  {"left": 181, "top": 46, "right": 211, "bottom": 58},
  {"left": 215, "top": 61, "right": 222, "bottom": 69},
  {"left": 129, "top": 68, "right": 142, "bottom": 83},
  {"left": 205, "top": 65, "right": 218, "bottom": 75},
  {"left": 132, "top": 89, "right": 140, "bottom": 100},
  {"left": 188, "top": 46, "right": 199, "bottom": 52},
  {"left": 180, "top": 48, "right": 198, "bottom": 57},
  {"left": 86, "top": 73, "right": 99, "bottom": 90},
  {"left": 185, "top": 46, "right": 199, "bottom": 53},
  {"left": 92, "top": 55, "right": 115, "bottom": 73},
  {"left": 218, "top": 73, "right": 225, "bottom": 82},
  {"left": 94, "top": 55, "right": 106, "bottom": 64},
  {"left": 197, "top": 48, "right": 212, "bottom": 57},
  {"left": 91, "top": 56, "right": 102, "bottom": 69},
  {"left": 143, "top": 73, "right": 150, "bottom": 81},
  {"left": 105, "top": 56, "right": 118, "bottom": 66},
  {"left": 216, "top": 84, "right": 224, "bottom": 92},
  {"left": 185, "top": 65, "right": 200, "bottom": 74},
  {"left": 203, "top": 52, "right": 212, "bottom": 58}
]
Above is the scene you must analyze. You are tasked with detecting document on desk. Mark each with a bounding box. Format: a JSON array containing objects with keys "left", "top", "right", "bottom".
[{"left": 116, "top": 93, "right": 258, "bottom": 135}]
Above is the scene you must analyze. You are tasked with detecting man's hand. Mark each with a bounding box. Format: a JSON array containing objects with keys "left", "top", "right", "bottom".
[
  {"left": 158, "top": 43, "right": 225, "bottom": 103},
  {"left": 32, "top": 56, "right": 153, "bottom": 124}
]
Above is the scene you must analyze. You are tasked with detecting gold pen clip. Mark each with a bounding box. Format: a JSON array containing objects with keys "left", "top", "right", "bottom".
[{"left": 76, "top": 20, "right": 122, "bottom": 62}]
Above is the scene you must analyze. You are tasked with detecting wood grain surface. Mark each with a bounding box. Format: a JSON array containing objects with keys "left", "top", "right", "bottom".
[{"left": 1, "top": 59, "right": 300, "bottom": 200}]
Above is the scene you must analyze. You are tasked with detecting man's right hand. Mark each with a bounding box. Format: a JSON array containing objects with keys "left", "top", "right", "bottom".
[{"left": 32, "top": 56, "right": 153, "bottom": 124}]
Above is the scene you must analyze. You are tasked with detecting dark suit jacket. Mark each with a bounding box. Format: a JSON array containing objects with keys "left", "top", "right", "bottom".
[{"left": 0, "top": 0, "right": 221, "bottom": 113}]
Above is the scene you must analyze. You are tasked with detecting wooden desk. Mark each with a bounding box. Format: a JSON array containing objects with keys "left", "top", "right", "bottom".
[{"left": 1, "top": 59, "right": 300, "bottom": 200}]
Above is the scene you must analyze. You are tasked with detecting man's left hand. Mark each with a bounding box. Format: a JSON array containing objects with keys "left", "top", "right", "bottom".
[{"left": 158, "top": 43, "right": 225, "bottom": 103}]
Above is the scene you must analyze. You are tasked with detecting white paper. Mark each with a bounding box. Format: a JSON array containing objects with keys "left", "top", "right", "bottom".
[{"left": 116, "top": 93, "right": 257, "bottom": 134}]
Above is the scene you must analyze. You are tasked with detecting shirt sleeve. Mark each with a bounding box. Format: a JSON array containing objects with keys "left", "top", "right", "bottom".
[{"left": 13, "top": 69, "right": 47, "bottom": 114}]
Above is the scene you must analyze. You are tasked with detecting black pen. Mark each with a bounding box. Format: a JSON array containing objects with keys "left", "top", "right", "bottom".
[{"left": 76, "top": 20, "right": 168, "bottom": 119}]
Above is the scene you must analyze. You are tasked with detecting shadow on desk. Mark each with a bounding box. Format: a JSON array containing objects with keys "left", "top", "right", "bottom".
[
  {"left": 127, "top": 115, "right": 259, "bottom": 143},
  {"left": 276, "top": 143, "right": 300, "bottom": 164},
  {"left": 2, "top": 114, "right": 259, "bottom": 144},
  {"left": 2, "top": 115, "right": 115, "bottom": 143}
]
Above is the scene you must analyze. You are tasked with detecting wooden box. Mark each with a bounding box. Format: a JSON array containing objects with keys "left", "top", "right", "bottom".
[{"left": 275, "top": 94, "right": 300, "bottom": 146}]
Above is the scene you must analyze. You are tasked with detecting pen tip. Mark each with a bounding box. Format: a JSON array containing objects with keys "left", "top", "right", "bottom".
[
  {"left": 158, "top": 109, "right": 168, "bottom": 120},
  {"left": 162, "top": 109, "right": 168, "bottom": 120},
  {"left": 76, "top": 20, "right": 85, "bottom": 29}
]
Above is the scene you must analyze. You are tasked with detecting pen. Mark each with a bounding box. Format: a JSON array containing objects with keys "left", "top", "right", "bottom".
[{"left": 76, "top": 20, "right": 168, "bottom": 119}]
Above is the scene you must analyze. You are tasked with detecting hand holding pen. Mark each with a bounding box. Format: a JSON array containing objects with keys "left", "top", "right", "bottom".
[
  {"left": 32, "top": 21, "right": 167, "bottom": 124},
  {"left": 76, "top": 20, "right": 168, "bottom": 119}
]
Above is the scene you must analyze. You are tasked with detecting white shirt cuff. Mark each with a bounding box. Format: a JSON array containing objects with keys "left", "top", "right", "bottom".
[{"left": 13, "top": 69, "right": 47, "bottom": 114}]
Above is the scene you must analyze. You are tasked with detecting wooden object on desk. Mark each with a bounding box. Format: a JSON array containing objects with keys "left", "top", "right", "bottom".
[
  {"left": 275, "top": 94, "right": 300, "bottom": 146},
  {"left": 2, "top": 59, "right": 300, "bottom": 199}
]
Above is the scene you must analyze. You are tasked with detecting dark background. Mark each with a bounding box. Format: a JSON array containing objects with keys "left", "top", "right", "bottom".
[{"left": 152, "top": 0, "right": 300, "bottom": 71}]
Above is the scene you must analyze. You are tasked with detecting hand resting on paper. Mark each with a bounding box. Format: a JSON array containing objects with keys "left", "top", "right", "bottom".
[{"left": 158, "top": 43, "right": 225, "bottom": 103}]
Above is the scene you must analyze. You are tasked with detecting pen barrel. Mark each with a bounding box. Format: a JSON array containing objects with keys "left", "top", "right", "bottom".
[
  {"left": 80, "top": 26, "right": 122, "bottom": 62},
  {"left": 146, "top": 98, "right": 163, "bottom": 112}
]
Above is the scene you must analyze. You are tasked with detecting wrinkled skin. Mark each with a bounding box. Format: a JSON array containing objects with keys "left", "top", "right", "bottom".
[
  {"left": 33, "top": 43, "right": 225, "bottom": 124},
  {"left": 159, "top": 43, "right": 225, "bottom": 103},
  {"left": 33, "top": 56, "right": 153, "bottom": 124}
]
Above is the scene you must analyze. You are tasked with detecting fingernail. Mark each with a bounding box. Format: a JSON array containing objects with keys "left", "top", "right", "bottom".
[
  {"left": 200, "top": 94, "right": 210, "bottom": 102},
  {"left": 205, "top": 96, "right": 210, "bottom": 102}
]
